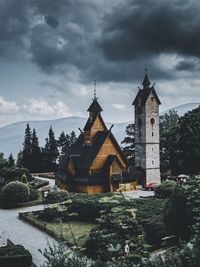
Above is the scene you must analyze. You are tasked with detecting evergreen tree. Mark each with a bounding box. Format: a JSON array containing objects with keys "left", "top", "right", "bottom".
[
  {"left": 69, "top": 131, "right": 77, "bottom": 146},
  {"left": 16, "top": 150, "right": 23, "bottom": 167},
  {"left": 41, "top": 126, "right": 59, "bottom": 171},
  {"left": 178, "top": 106, "right": 200, "bottom": 175},
  {"left": 160, "top": 110, "right": 181, "bottom": 176},
  {"left": 58, "top": 131, "right": 70, "bottom": 161},
  {"left": 22, "top": 124, "right": 32, "bottom": 170},
  {"left": 0, "top": 153, "right": 7, "bottom": 169},
  {"left": 30, "top": 128, "right": 41, "bottom": 172},
  {"left": 121, "top": 123, "right": 135, "bottom": 165},
  {"left": 8, "top": 153, "right": 15, "bottom": 166}
]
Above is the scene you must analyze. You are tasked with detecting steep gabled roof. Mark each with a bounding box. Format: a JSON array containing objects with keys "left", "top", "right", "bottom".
[
  {"left": 59, "top": 129, "right": 128, "bottom": 172},
  {"left": 87, "top": 98, "right": 103, "bottom": 112},
  {"left": 142, "top": 73, "right": 151, "bottom": 87},
  {"left": 83, "top": 113, "right": 107, "bottom": 131},
  {"left": 132, "top": 87, "right": 161, "bottom": 105}
]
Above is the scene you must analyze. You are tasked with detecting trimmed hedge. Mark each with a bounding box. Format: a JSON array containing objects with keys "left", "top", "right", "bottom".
[
  {"left": 0, "top": 167, "right": 31, "bottom": 183},
  {"left": 42, "top": 192, "right": 166, "bottom": 245},
  {"left": 3, "top": 181, "right": 30, "bottom": 207},
  {"left": 0, "top": 244, "right": 32, "bottom": 267},
  {"left": 155, "top": 180, "right": 177, "bottom": 198}
]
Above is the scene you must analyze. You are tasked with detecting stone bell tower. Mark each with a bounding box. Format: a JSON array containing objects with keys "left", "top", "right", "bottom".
[{"left": 133, "top": 71, "right": 161, "bottom": 185}]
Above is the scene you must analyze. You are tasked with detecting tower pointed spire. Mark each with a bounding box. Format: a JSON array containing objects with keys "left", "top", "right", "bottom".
[
  {"left": 142, "top": 68, "right": 151, "bottom": 89},
  {"left": 87, "top": 81, "right": 103, "bottom": 113},
  {"left": 93, "top": 80, "right": 97, "bottom": 100}
]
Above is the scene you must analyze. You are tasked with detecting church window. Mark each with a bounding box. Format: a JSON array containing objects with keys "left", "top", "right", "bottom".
[
  {"left": 150, "top": 118, "right": 155, "bottom": 125},
  {"left": 152, "top": 160, "right": 154, "bottom": 164},
  {"left": 151, "top": 97, "right": 154, "bottom": 101},
  {"left": 152, "top": 132, "right": 154, "bottom": 137},
  {"left": 152, "top": 147, "right": 154, "bottom": 151}
]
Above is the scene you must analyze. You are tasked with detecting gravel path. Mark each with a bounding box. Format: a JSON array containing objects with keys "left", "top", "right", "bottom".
[
  {"left": 0, "top": 176, "right": 57, "bottom": 267},
  {"left": 0, "top": 204, "right": 57, "bottom": 267}
]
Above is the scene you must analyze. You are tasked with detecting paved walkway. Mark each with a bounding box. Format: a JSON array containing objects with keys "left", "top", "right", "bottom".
[
  {"left": 0, "top": 176, "right": 57, "bottom": 267},
  {"left": 0, "top": 204, "right": 57, "bottom": 267},
  {"left": 0, "top": 177, "right": 154, "bottom": 266},
  {"left": 123, "top": 189, "right": 155, "bottom": 198}
]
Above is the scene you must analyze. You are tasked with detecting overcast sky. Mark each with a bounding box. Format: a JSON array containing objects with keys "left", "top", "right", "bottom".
[{"left": 0, "top": 0, "right": 200, "bottom": 127}]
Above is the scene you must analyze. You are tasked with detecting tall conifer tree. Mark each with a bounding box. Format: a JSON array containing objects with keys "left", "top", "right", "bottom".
[
  {"left": 30, "top": 128, "right": 41, "bottom": 172},
  {"left": 42, "top": 126, "right": 59, "bottom": 171},
  {"left": 22, "top": 123, "right": 32, "bottom": 170},
  {"left": 8, "top": 153, "right": 15, "bottom": 166}
]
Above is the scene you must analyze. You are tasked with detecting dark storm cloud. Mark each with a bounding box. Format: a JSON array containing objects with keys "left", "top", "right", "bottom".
[
  {"left": 0, "top": 0, "right": 30, "bottom": 58},
  {"left": 98, "top": 0, "right": 200, "bottom": 61},
  {"left": 1, "top": 0, "right": 200, "bottom": 83},
  {"left": 175, "top": 59, "right": 200, "bottom": 72}
]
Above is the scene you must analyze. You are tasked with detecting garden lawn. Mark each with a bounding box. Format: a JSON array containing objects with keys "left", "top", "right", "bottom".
[{"left": 26, "top": 213, "right": 95, "bottom": 247}]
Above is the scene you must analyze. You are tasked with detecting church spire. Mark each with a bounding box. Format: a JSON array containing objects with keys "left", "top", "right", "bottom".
[
  {"left": 142, "top": 68, "right": 151, "bottom": 89},
  {"left": 87, "top": 81, "right": 103, "bottom": 113},
  {"left": 94, "top": 80, "right": 97, "bottom": 100}
]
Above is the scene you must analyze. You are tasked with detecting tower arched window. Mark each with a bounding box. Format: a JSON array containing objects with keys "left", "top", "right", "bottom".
[{"left": 150, "top": 118, "right": 155, "bottom": 125}]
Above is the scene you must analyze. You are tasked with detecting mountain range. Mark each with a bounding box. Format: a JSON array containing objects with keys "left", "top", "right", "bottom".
[{"left": 0, "top": 102, "right": 199, "bottom": 159}]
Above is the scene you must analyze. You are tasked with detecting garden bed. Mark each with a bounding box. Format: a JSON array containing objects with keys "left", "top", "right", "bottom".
[{"left": 19, "top": 211, "right": 95, "bottom": 248}]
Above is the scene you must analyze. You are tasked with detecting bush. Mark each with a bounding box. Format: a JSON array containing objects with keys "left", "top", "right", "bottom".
[
  {"left": 45, "top": 190, "right": 69, "bottom": 204},
  {"left": 0, "top": 167, "right": 31, "bottom": 183},
  {"left": 0, "top": 244, "right": 32, "bottom": 267},
  {"left": 39, "top": 206, "right": 64, "bottom": 222},
  {"left": 164, "top": 185, "right": 193, "bottom": 241},
  {"left": 3, "top": 181, "right": 30, "bottom": 207},
  {"left": 29, "top": 187, "right": 39, "bottom": 201},
  {"left": 155, "top": 180, "right": 177, "bottom": 198},
  {"left": 21, "top": 173, "right": 28, "bottom": 184}
]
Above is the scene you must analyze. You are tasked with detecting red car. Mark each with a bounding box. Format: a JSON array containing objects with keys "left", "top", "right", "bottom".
[{"left": 144, "top": 182, "right": 158, "bottom": 191}]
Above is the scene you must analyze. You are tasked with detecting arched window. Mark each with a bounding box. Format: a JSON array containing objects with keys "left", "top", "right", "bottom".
[{"left": 150, "top": 118, "right": 155, "bottom": 125}]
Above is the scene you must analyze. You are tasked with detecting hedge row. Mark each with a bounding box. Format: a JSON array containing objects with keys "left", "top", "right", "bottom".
[
  {"left": 0, "top": 244, "right": 32, "bottom": 267},
  {"left": 43, "top": 191, "right": 166, "bottom": 245}
]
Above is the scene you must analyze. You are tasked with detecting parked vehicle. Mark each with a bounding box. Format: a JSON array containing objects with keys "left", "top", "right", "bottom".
[{"left": 144, "top": 182, "right": 158, "bottom": 191}]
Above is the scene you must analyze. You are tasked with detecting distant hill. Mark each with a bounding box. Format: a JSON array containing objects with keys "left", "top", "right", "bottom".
[
  {"left": 161, "top": 102, "right": 200, "bottom": 116},
  {"left": 0, "top": 117, "right": 129, "bottom": 159},
  {"left": 0, "top": 102, "right": 199, "bottom": 159}
]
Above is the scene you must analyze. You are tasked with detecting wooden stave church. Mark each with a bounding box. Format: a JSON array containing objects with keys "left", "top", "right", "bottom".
[{"left": 55, "top": 96, "right": 135, "bottom": 193}]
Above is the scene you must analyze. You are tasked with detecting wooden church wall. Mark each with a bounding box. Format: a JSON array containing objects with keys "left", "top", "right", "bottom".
[
  {"left": 90, "top": 137, "right": 125, "bottom": 170},
  {"left": 90, "top": 116, "right": 106, "bottom": 139}
]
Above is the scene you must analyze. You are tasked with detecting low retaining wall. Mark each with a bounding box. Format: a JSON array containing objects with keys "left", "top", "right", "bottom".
[{"left": 19, "top": 211, "right": 74, "bottom": 248}]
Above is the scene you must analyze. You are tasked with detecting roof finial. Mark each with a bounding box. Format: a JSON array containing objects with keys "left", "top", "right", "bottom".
[
  {"left": 94, "top": 80, "right": 97, "bottom": 100},
  {"left": 142, "top": 68, "right": 151, "bottom": 88}
]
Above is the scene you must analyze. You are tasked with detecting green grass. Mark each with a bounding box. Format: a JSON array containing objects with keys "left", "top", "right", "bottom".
[{"left": 26, "top": 213, "right": 95, "bottom": 247}]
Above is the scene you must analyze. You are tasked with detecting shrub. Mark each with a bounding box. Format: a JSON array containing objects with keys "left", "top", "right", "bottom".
[
  {"left": 45, "top": 190, "right": 69, "bottom": 204},
  {"left": 3, "top": 181, "right": 30, "bottom": 207},
  {"left": 0, "top": 167, "right": 31, "bottom": 183},
  {"left": 39, "top": 206, "right": 64, "bottom": 222},
  {"left": 155, "top": 180, "right": 177, "bottom": 198},
  {"left": 21, "top": 173, "right": 28, "bottom": 184},
  {"left": 0, "top": 244, "right": 32, "bottom": 267},
  {"left": 164, "top": 185, "right": 193, "bottom": 241},
  {"left": 29, "top": 187, "right": 39, "bottom": 201}
]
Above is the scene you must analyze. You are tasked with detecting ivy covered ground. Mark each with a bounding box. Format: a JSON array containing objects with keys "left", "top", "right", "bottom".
[{"left": 23, "top": 191, "right": 167, "bottom": 263}]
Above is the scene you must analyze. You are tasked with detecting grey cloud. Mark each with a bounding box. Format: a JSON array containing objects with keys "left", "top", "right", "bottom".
[
  {"left": 175, "top": 59, "right": 200, "bottom": 71},
  {"left": 1, "top": 0, "right": 200, "bottom": 84},
  {"left": 0, "top": 0, "right": 30, "bottom": 58},
  {"left": 98, "top": 0, "right": 200, "bottom": 61}
]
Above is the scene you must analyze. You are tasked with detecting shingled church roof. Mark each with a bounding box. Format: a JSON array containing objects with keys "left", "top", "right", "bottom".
[
  {"left": 87, "top": 98, "right": 103, "bottom": 112},
  {"left": 59, "top": 130, "right": 128, "bottom": 172},
  {"left": 132, "top": 73, "right": 161, "bottom": 105}
]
